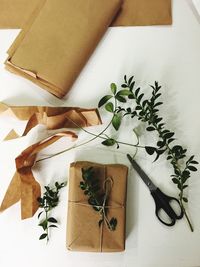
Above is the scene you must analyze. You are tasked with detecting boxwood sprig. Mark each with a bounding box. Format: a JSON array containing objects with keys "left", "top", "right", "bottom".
[
  {"left": 98, "top": 75, "right": 198, "bottom": 232},
  {"left": 37, "top": 181, "right": 66, "bottom": 242}
]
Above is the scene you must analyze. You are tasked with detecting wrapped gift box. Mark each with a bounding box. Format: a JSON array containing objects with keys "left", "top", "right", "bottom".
[{"left": 67, "top": 161, "right": 128, "bottom": 252}]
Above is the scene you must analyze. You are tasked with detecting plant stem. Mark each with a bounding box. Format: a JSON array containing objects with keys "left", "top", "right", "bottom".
[
  {"left": 180, "top": 200, "right": 194, "bottom": 232},
  {"left": 153, "top": 126, "right": 194, "bottom": 231},
  {"left": 66, "top": 116, "right": 144, "bottom": 148},
  {"left": 36, "top": 116, "right": 114, "bottom": 163},
  {"left": 45, "top": 208, "right": 49, "bottom": 242},
  {"left": 36, "top": 105, "right": 143, "bottom": 164}
]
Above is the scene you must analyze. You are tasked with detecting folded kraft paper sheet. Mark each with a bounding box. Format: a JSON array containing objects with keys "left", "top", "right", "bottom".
[
  {"left": 2, "top": 0, "right": 172, "bottom": 99},
  {"left": 67, "top": 161, "right": 128, "bottom": 252},
  {"left": 4, "top": 0, "right": 122, "bottom": 98},
  {"left": 0, "top": 0, "right": 172, "bottom": 29}
]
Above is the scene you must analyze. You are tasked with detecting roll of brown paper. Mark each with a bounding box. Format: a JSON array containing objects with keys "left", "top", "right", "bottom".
[{"left": 5, "top": 0, "right": 122, "bottom": 98}]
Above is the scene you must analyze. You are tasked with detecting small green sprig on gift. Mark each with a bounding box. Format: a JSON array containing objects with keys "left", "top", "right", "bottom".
[
  {"left": 37, "top": 181, "right": 67, "bottom": 242},
  {"left": 80, "top": 167, "right": 117, "bottom": 231},
  {"left": 98, "top": 75, "right": 199, "bottom": 232}
]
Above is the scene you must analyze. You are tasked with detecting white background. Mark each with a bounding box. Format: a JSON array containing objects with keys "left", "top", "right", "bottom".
[{"left": 0, "top": 0, "right": 200, "bottom": 266}]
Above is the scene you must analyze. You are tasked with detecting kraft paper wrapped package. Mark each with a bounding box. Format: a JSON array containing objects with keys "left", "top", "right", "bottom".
[
  {"left": 5, "top": 0, "right": 122, "bottom": 98},
  {"left": 0, "top": 0, "right": 172, "bottom": 29},
  {"left": 67, "top": 161, "right": 128, "bottom": 252}
]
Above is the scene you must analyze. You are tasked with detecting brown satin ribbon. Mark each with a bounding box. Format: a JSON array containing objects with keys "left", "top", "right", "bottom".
[{"left": 0, "top": 131, "right": 78, "bottom": 219}]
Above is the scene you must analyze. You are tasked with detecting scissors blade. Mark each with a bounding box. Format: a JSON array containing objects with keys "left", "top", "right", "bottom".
[{"left": 127, "top": 154, "right": 157, "bottom": 192}]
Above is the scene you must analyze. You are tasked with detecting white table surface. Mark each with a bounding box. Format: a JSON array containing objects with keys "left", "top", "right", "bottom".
[{"left": 0, "top": 0, "right": 200, "bottom": 266}]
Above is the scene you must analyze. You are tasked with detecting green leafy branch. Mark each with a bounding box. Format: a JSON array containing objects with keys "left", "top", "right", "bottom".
[
  {"left": 37, "top": 181, "right": 66, "bottom": 242},
  {"left": 80, "top": 167, "right": 117, "bottom": 231},
  {"left": 98, "top": 75, "right": 198, "bottom": 232}
]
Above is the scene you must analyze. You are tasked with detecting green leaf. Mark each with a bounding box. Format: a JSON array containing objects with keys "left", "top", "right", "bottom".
[
  {"left": 124, "top": 75, "right": 127, "bottom": 83},
  {"left": 49, "top": 225, "right": 58, "bottom": 228},
  {"left": 181, "top": 175, "right": 189, "bottom": 184},
  {"left": 167, "top": 138, "right": 175, "bottom": 144},
  {"left": 129, "top": 81, "right": 135, "bottom": 91},
  {"left": 146, "top": 126, "right": 155, "bottom": 131},
  {"left": 135, "top": 106, "right": 142, "bottom": 110},
  {"left": 38, "top": 211, "right": 43, "bottom": 219},
  {"left": 110, "top": 83, "right": 117, "bottom": 95},
  {"left": 117, "top": 89, "right": 131, "bottom": 96},
  {"left": 190, "top": 160, "right": 199, "bottom": 165},
  {"left": 164, "top": 132, "right": 175, "bottom": 139},
  {"left": 115, "top": 94, "right": 126, "bottom": 103},
  {"left": 182, "top": 170, "right": 190, "bottom": 178},
  {"left": 48, "top": 217, "right": 58, "bottom": 223},
  {"left": 135, "top": 88, "right": 140, "bottom": 97},
  {"left": 157, "top": 141, "right": 165, "bottom": 148},
  {"left": 109, "top": 217, "right": 117, "bottom": 231},
  {"left": 186, "top": 155, "right": 194, "bottom": 163},
  {"left": 39, "top": 233, "right": 47, "bottom": 240},
  {"left": 188, "top": 166, "right": 197, "bottom": 172},
  {"left": 137, "top": 93, "right": 144, "bottom": 103},
  {"left": 105, "top": 102, "right": 114, "bottom": 113},
  {"left": 128, "top": 76, "right": 134, "bottom": 85},
  {"left": 145, "top": 146, "right": 156, "bottom": 155},
  {"left": 39, "top": 220, "right": 48, "bottom": 230},
  {"left": 172, "top": 178, "right": 179, "bottom": 184},
  {"left": 153, "top": 153, "right": 160, "bottom": 162},
  {"left": 154, "top": 102, "right": 163, "bottom": 107},
  {"left": 183, "top": 197, "right": 188, "bottom": 203},
  {"left": 80, "top": 181, "right": 86, "bottom": 190},
  {"left": 98, "top": 95, "right": 112, "bottom": 108},
  {"left": 102, "top": 138, "right": 116, "bottom": 146},
  {"left": 112, "top": 114, "right": 121, "bottom": 131},
  {"left": 167, "top": 155, "right": 172, "bottom": 160}
]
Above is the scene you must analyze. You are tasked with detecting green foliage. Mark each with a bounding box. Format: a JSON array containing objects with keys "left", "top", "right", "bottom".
[
  {"left": 37, "top": 181, "right": 66, "bottom": 242},
  {"left": 98, "top": 75, "right": 199, "bottom": 232},
  {"left": 80, "top": 167, "right": 117, "bottom": 231}
]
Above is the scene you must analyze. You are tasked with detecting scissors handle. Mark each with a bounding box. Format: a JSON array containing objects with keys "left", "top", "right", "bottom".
[{"left": 151, "top": 188, "right": 184, "bottom": 226}]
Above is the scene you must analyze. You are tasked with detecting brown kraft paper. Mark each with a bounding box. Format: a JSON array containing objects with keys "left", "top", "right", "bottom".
[
  {"left": 0, "top": 104, "right": 101, "bottom": 219},
  {"left": 0, "top": 0, "right": 172, "bottom": 29},
  {"left": 5, "top": 0, "right": 122, "bottom": 98},
  {"left": 0, "top": 102, "right": 102, "bottom": 138},
  {"left": 0, "top": 131, "right": 78, "bottom": 219},
  {"left": 67, "top": 161, "right": 128, "bottom": 252}
]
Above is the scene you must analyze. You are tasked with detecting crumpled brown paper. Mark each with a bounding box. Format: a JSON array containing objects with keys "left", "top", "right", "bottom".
[
  {"left": 0, "top": 0, "right": 172, "bottom": 29},
  {"left": 0, "top": 102, "right": 102, "bottom": 138},
  {"left": 5, "top": 0, "right": 122, "bottom": 98},
  {"left": 0, "top": 131, "right": 77, "bottom": 219},
  {"left": 0, "top": 103, "right": 102, "bottom": 218},
  {"left": 67, "top": 161, "right": 128, "bottom": 252}
]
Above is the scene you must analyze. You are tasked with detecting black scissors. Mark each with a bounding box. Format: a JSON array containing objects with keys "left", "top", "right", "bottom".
[{"left": 127, "top": 154, "right": 184, "bottom": 226}]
